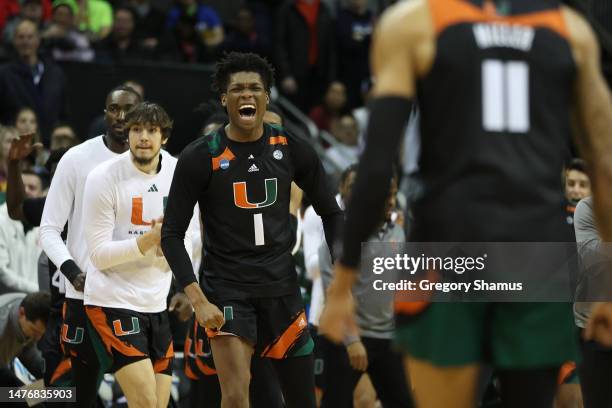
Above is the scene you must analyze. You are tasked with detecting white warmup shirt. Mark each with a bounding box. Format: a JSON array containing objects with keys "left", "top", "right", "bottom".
[
  {"left": 40, "top": 136, "right": 119, "bottom": 300},
  {"left": 83, "top": 150, "right": 195, "bottom": 313}
]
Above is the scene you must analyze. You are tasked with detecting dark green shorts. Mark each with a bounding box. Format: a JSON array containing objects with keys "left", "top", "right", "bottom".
[{"left": 395, "top": 302, "right": 579, "bottom": 368}]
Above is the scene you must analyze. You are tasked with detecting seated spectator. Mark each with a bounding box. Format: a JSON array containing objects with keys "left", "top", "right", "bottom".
[
  {"left": 126, "top": 0, "right": 168, "bottom": 50},
  {"left": 3, "top": 0, "right": 50, "bottom": 44},
  {"left": 165, "top": 0, "right": 224, "bottom": 57},
  {"left": 336, "top": 0, "right": 373, "bottom": 109},
  {"left": 0, "top": 291, "right": 50, "bottom": 385},
  {"left": 95, "top": 5, "right": 151, "bottom": 63},
  {"left": 0, "top": 20, "right": 68, "bottom": 147},
  {"left": 50, "top": 124, "right": 78, "bottom": 150},
  {"left": 41, "top": 1, "right": 94, "bottom": 62},
  {"left": 309, "top": 81, "right": 347, "bottom": 132},
  {"left": 327, "top": 114, "right": 359, "bottom": 170},
  {"left": 221, "top": 6, "right": 269, "bottom": 59},
  {"left": 0, "top": 127, "right": 19, "bottom": 193},
  {"left": 56, "top": 0, "right": 113, "bottom": 41},
  {"left": 0, "top": 169, "right": 44, "bottom": 294}
]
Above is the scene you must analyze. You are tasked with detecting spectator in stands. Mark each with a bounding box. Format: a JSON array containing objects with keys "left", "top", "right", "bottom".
[
  {"left": 164, "top": 0, "right": 224, "bottom": 60},
  {"left": 15, "top": 107, "right": 38, "bottom": 138},
  {"left": 275, "top": 0, "right": 335, "bottom": 112},
  {"left": 95, "top": 5, "right": 151, "bottom": 63},
  {"left": 49, "top": 123, "right": 78, "bottom": 150},
  {"left": 0, "top": 127, "right": 19, "bottom": 193},
  {"left": 126, "top": 0, "right": 168, "bottom": 50},
  {"left": 336, "top": 0, "right": 373, "bottom": 109},
  {"left": 3, "top": 0, "right": 49, "bottom": 44},
  {"left": 0, "top": 291, "right": 50, "bottom": 385},
  {"left": 0, "top": 169, "right": 44, "bottom": 294},
  {"left": 327, "top": 113, "right": 359, "bottom": 170},
  {"left": 0, "top": 20, "right": 68, "bottom": 147},
  {"left": 56, "top": 0, "right": 113, "bottom": 41},
  {"left": 41, "top": 1, "right": 94, "bottom": 62},
  {"left": 221, "top": 6, "right": 270, "bottom": 59},
  {"left": 309, "top": 81, "right": 347, "bottom": 132}
]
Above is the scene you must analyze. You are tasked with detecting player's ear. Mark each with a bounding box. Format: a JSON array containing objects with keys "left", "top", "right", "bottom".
[
  {"left": 221, "top": 94, "right": 227, "bottom": 107},
  {"left": 266, "top": 93, "right": 270, "bottom": 104}
]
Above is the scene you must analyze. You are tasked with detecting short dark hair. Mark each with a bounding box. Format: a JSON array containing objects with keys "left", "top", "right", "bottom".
[
  {"left": 125, "top": 102, "right": 173, "bottom": 140},
  {"left": 22, "top": 168, "right": 46, "bottom": 189},
  {"left": 212, "top": 52, "right": 275, "bottom": 94},
  {"left": 566, "top": 158, "right": 587, "bottom": 173},
  {"left": 20, "top": 292, "right": 51, "bottom": 323},
  {"left": 106, "top": 85, "right": 142, "bottom": 106}
]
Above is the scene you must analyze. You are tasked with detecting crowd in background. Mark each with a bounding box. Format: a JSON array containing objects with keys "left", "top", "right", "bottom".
[{"left": 0, "top": 0, "right": 404, "bottom": 197}]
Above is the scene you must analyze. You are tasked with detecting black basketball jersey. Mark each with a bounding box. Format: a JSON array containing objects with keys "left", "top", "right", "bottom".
[
  {"left": 162, "top": 123, "right": 342, "bottom": 299},
  {"left": 412, "top": 0, "right": 576, "bottom": 242}
]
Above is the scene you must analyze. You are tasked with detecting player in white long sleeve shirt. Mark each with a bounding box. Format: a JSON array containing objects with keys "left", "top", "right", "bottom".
[
  {"left": 83, "top": 102, "right": 195, "bottom": 408},
  {"left": 38, "top": 86, "right": 142, "bottom": 407}
]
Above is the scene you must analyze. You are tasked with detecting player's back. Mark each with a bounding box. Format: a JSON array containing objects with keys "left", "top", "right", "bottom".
[{"left": 413, "top": 0, "right": 576, "bottom": 242}]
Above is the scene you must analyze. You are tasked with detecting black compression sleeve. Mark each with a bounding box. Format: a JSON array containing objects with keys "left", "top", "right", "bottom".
[
  {"left": 60, "top": 259, "right": 81, "bottom": 282},
  {"left": 290, "top": 132, "right": 344, "bottom": 256},
  {"left": 340, "top": 96, "right": 413, "bottom": 268},
  {"left": 161, "top": 141, "right": 211, "bottom": 289}
]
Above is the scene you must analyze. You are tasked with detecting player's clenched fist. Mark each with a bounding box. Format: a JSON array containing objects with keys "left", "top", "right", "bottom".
[{"left": 194, "top": 301, "right": 225, "bottom": 330}]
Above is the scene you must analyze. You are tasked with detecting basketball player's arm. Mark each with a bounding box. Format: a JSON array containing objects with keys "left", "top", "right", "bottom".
[
  {"left": 339, "top": 3, "right": 417, "bottom": 274},
  {"left": 161, "top": 144, "right": 214, "bottom": 307},
  {"left": 6, "top": 133, "right": 43, "bottom": 223},
  {"left": 83, "top": 168, "right": 153, "bottom": 270},
  {"left": 290, "top": 134, "right": 343, "bottom": 257},
  {"left": 39, "top": 151, "right": 82, "bottom": 284},
  {"left": 566, "top": 7, "right": 612, "bottom": 242},
  {"left": 565, "top": 7, "right": 612, "bottom": 347}
]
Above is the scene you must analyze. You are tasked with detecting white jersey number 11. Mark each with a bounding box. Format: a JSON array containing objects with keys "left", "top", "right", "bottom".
[{"left": 482, "top": 60, "right": 530, "bottom": 133}]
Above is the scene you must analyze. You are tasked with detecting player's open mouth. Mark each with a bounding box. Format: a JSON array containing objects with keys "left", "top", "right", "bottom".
[{"left": 238, "top": 104, "right": 257, "bottom": 119}]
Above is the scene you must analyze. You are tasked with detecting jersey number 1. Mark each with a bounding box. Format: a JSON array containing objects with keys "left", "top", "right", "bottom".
[
  {"left": 233, "top": 179, "right": 279, "bottom": 246},
  {"left": 482, "top": 60, "right": 530, "bottom": 133}
]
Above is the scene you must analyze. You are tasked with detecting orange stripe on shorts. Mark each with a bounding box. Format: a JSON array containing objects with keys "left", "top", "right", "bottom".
[{"left": 261, "top": 311, "right": 307, "bottom": 359}]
